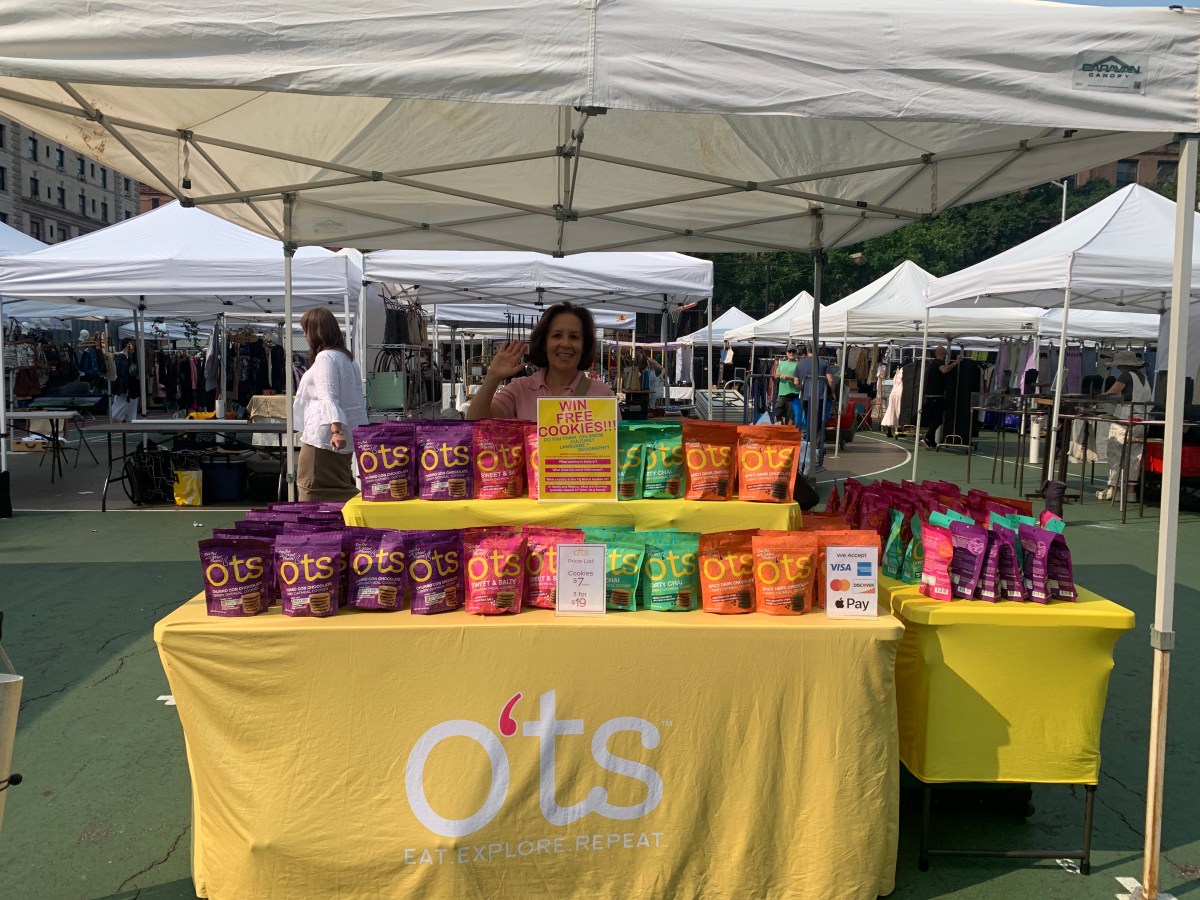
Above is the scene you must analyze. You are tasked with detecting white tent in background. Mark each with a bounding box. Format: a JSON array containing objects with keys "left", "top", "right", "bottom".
[
  {"left": 724, "top": 291, "right": 814, "bottom": 345},
  {"left": 0, "top": 220, "right": 45, "bottom": 256},
  {"left": 790, "top": 261, "right": 935, "bottom": 341},
  {"left": 2, "top": 4, "right": 1198, "bottom": 895},
  {"left": 675, "top": 307, "right": 758, "bottom": 346}
]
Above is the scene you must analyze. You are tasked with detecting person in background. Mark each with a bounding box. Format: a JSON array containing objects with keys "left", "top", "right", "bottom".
[
  {"left": 637, "top": 349, "right": 666, "bottom": 405},
  {"left": 293, "top": 307, "right": 368, "bottom": 502},
  {"left": 1097, "top": 350, "right": 1152, "bottom": 501},
  {"left": 468, "top": 301, "right": 614, "bottom": 420},
  {"left": 794, "top": 344, "right": 836, "bottom": 470},
  {"left": 921, "top": 346, "right": 959, "bottom": 450},
  {"left": 772, "top": 345, "right": 799, "bottom": 425}
]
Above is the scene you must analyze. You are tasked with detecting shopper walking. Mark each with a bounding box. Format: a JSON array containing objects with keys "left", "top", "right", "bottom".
[
  {"left": 293, "top": 307, "right": 368, "bottom": 501},
  {"left": 772, "top": 345, "right": 800, "bottom": 425},
  {"left": 1097, "top": 350, "right": 1152, "bottom": 501},
  {"left": 921, "top": 346, "right": 959, "bottom": 449},
  {"left": 794, "top": 344, "right": 835, "bottom": 469},
  {"left": 468, "top": 301, "right": 614, "bottom": 420}
]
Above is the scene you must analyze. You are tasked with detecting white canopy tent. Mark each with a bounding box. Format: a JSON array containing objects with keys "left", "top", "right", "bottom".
[
  {"left": 675, "top": 307, "right": 758, "bottom": 346},
  {"left": 2, "top": 3, "right": 1199, "bottom": 895},
  {"left": 0, "top": 221, "right": 45, "bottom": 256},
  {"left": 0, "top": 224, "right": 46, "bottom": 474},
  {"left": 790, "top": 261, "right": 936, "bottom": 342},
  {"left": 724, "top": 291, "right": 814, "bottom": 345}
]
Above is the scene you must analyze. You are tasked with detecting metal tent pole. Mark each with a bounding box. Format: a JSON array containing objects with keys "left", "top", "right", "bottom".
[
  {"left": 282, "top": 194, "right": 298, "bottom": 501},
  {"left": 1137, "top": 132, "right": 1197, "bottom": 900},
  {"left": 1045, "top": 279, "right": 1073, "bottom": 474},
  {"left": 706, "top": 295, "right": 714, "bottom": 392},
  {"left": 833, "top": 318, "right": 848, "bottom": 458},
  {"left": 134, "top": 301, "right": 149, "bottom": 418},
  {"left": 911, "top": 310, "right": 931, "bottom": 481},
  {"left": 0, "top": 299, "right": 8, "bottom": 473}
]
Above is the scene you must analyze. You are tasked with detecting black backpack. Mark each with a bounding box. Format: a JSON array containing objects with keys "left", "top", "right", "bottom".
[{"left": 122, "top": 444, "right": 175, "bottom": 505}]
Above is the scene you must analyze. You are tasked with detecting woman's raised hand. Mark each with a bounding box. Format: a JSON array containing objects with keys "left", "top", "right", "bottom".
[{"left": 486, "top": 341, "right": 529, "bottom": 380}]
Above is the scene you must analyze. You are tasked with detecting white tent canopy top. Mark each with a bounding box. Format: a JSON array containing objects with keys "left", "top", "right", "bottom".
[
  {"left": 675, "top": 307, "right": 759, "bottom": 347},
  {"left": 790, "top": 260, "right": 935, "bottom": 340},
  {"left": 723, "top": 291, "right": 814, "bottom": 344},
  {"left": 926, "top": 185, "right": 1200, "bottom": 313},
  {"left": 0, "top": 3, "right": 1196, "bottom": 256},
  {"left": 0, "top": 201, "right": 362, "bottom": 313},
  {"left": 0, "top": 220, "right": 45, "bottom": 256},
  {"left": 363, "top": 251, "right": 711, "bottom": 315}
]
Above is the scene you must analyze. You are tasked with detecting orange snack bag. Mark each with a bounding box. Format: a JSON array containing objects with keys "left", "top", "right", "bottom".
[
  {"left": 683, "top": 420, "right": 739, "bottom": 500},
  {"left": 736, "top": 425, "right": 800, "bottom": 504},
  {"left": 814, "top": 530, "right": 882, "bottom": 609},
  {"left": 699, "top": 529, "right": 758, "bottom": 614},
  {"left": 796, "top": 511, "right": 851, "bottom": 532},
  {"left": 751, "top": 531, "right": 819, "bottom": 615}
]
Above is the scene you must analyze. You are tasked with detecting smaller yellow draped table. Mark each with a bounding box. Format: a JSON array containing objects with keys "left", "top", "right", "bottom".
[
  {"left": 879, "top": 576, "right": 1135, "bottom": 874},
  {"left": 342, "top": 496, "right": 801, "bottom": 533}
]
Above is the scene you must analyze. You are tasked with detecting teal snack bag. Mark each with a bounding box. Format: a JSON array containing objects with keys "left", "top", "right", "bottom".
[
  {"left": 637, "top": 422, "right": 685, "bottom": 499},
  {"left": 882, "top": 509, "right": 907, "bottom": 579},
  {"left": 583, "top": 526, "right": 637, "bottom": 543},
  {"left": 604, "top": 538, "right": 645, "bottom": 611},
  {"left": 617, "top": 424, "right": 647, "bottom": 501},
  {"left": 640, "top": 531, "right": 701, "bottom": 611},
  {"left": 901, "top": 517, "right": 924, "bottom": 585}
]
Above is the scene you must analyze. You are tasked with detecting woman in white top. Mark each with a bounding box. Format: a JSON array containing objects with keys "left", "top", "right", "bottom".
[{"left": 293, "top": 308, "right": 368, "bottom": 502}]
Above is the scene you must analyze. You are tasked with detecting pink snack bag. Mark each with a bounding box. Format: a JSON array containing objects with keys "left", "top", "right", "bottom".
[
  {"left": 199, "top": 537, "right": 272, "bottom": 617},
  {"left": 347, "top": 529, "right": 407, "bottom": 610},
  {"left": 919, "top": 523, "right": 955, "bottom": 601},
  {"left": 473, "top": 419, "right": 527, "bottom": 499},
  {"left": 416, "top": 422, "right": 474, "bottom": 501},
  {"left": 355, "top": 422, "right": 417, "bottom": 502},
  {"left": 948, "top": 520, "right": 988, "bottom": 600},
  {"left": 408, "top": 529, "right": 463, "bottom": 614},
  {"left": 275, "top": 532, "right": 343, "bottom": 617},
  {"left": 826, "top": 481, "right": 842, "bottom": 514},
  {"left": 464, "top": 528, "right": 528, "bottom": 614},
  {"left": 523, "top": 527, "right": 585, "bottom": 609},
  {"left": 523, "top": 424, "right": 539, "bottom": 500}
]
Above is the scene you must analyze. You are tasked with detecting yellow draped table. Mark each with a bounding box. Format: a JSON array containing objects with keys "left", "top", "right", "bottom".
[
  {"left": 156, "top": 597, "right": 901, "bottom": 900},
  {"left": 880, "top": 576, "right": 1135, "bottom": 873},
  {"left": 342, "top": 496, "right": 801, "bottom": 532}
]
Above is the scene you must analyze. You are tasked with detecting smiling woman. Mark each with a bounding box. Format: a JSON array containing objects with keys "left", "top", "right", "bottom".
[{"left": 467, "top": 302, "right": 614, "bottom": 421}]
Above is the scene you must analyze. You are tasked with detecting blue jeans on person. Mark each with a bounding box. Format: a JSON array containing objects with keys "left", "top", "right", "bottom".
[{"left": 793, "top": 397, "right": 831, "bottom": 467}]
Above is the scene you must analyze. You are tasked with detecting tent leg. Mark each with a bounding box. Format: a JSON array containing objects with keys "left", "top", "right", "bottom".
[
  {"left": 833, "top": 322, "right": 847, "bottom": 458},
  {"left": 1139, "top": 131, "right": 1196, "bottom": 900},
  {"left": 911, "top": 311, "right": 930, "bottom": 481},
  {"left": 283, "top": 194, "right": 298, "bottom": 502},
  {"left": 1045, "top": 289, "right": 1071, "bottom": 477}
]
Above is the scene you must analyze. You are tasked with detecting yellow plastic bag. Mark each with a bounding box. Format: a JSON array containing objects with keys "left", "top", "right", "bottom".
[
  {"left": 187, "top": 411, "right": 217, "bottom": 421},
  {"left": 174, "top": 469, "right": 203, "bottom": 507}
]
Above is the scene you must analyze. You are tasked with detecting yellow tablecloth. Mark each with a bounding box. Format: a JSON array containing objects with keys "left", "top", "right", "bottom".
[
  {"left": 881, "top": 577, "right": 1135, "bottom": 785},
  {"left": 156, "top": 597, "right": 901, "bottom": 900},
  {"left": 342, "top": 496, "right": 801, "bottom": 533}
]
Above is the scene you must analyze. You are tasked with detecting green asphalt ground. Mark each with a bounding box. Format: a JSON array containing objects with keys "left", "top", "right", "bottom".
[{"left": 0, "top": 429, "right": 1197, "bottom": 899}]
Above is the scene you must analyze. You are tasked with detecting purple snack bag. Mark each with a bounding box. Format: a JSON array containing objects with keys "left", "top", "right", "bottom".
[
  {"left": 1019, "top": 523, "right": 1076, "bottom": 603},
  {"left": 994, "top": 526, "right": 1026, "bottom": 601},
  {"left": 348, "top": 529, "right": 407, "bottom": 610},
  {"left": 355, "top": 423, "right": 417, "bottom": 502},
  {"left": 200, "top": 537, "right": 272, "bottom": 617},
  {"left": 416, "top": 422, "right": 475, "bottom": 501},
  {"left": 408, "top": 529, "right": 463, "bottom": 614},
  {"left": 275, "top": 532, "right": 343, "bottom": 617},
  {"left": 948, "top": 520, "right": 988, "bottom": 600},
  {"left": 213, "top": 530, "right": 281, "bottom": 606}
]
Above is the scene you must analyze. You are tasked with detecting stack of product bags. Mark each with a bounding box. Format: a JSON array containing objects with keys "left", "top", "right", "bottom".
[{"left": 826, "top": 478, "right": 1076, "bottom": 604}]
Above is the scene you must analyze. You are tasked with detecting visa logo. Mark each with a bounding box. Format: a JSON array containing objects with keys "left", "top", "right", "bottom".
[{"left": 830, "top": 563, "right": 852, "bottom": 572}]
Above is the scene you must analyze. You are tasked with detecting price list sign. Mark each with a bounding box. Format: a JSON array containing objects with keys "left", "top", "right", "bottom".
[
  {"left": 536, "top": 397, "right": 618, "bottom": 501},
  {"left": 555, "top": 543, "right": 607, "bottom": 617}
]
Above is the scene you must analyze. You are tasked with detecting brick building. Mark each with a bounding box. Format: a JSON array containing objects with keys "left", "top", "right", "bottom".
[
  {"left": 0, "top": 116, "right": 141, "bottom": 243},
  {"left": 1072, "top": 142, "right": 1180, "bottom": 190}
]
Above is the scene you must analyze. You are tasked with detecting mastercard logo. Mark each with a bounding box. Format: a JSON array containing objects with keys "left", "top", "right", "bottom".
[{"left": 830, "top": 578, "right": 851, "bottom": 591}]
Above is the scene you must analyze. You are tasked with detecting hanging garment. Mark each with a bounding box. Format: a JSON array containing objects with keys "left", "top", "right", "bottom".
[{"left": 1065, "top": 346, "right": 1083, "bottom": 394}]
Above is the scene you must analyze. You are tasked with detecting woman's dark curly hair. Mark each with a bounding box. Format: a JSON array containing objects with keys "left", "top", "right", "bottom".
[
  {"left": 300, "top": 307, "right": 351, "bottom": 366},
  {"left": 527, "top": 302, "right": 597, "bottom": 371}
]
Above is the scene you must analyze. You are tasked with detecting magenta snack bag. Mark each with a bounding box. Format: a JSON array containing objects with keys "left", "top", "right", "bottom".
[
  {"left": 524, "top": 527, "right": 585, "bottom": 609},
  {"left": 948, "top": 520, "right": 988, "bottom": 600},
  {"left": 408, "top": 529, "right": 463, "bottom": 614},
  {"left": 200, "top": 537, "right": 272, "bottom": 617},
  {"left": 275, "top": 532, "right": 343, "bottom": 617},
  {"left": 355, "top": 422, "right": 417, "bottom": 502},
  {"left": 464, "top": 529, "right": 527, "bottom": 614},
  {"left": 979, "top": 528, "right": 1025, "bottom": 602},
  {"left": 473, "top": 419, "right": 527, "bottom": 499},
  {"left": 348, "top": 529, "right": 407, "bottom": 610},
  {"left": 826, "top": 481, "right": 842, "bottom": 514},
  {"left": 244, "top": 509, "right": 305, "bottom": 524},
  {"left": 1019, "top": 523, "right": 1076, "bottom": 603},
  {"left": 416, "top": 422, "right": 474, "bottom": 501},
  {"left": 919, "top": 523, "right": 955, "bottom": 601},
  {"left": 858, "top": 493, "right": 892, "bottom": 543}
]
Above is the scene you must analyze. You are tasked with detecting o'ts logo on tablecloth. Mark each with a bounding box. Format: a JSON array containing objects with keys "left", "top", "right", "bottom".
[{"left": 404, "top": 691, "right": 664, "bottom": 837}]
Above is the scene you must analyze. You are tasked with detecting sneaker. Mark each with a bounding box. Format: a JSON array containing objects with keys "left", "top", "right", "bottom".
[
  {"left": 1096, "top": 486, "right": 1115, "bottom": 501},
  {"left": 921, "top": 438, "right": 937, "bottom": 450}
]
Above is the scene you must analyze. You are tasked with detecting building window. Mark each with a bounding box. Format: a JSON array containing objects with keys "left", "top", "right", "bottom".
[
  {"left": 0, "top": 123, "right": 5, "bottom": 148},
  {"left": 1157, "top": 160, "right": 1179, "bottom": 183},
  {"left": 151, "top": 197, "right": 161, "bottom": 209},
  {"left": 91, "top": 198, "right": 96, "bottom": 213},
  {"left": 77, "top": 156, "right": 86, "bottom": 179},
  {"left": 79, "top": 192, "right": 87, "bottom": 216},
  {"left": 123, "top": 177, "right": 131, "bottom": 197},
  {"left": 27, "top": 136, "right": 37, "bottom": 160},
  {"left": 57, "top": 187, "right": 66, "bottom": 208},
  {"left": 124, "top": 210, "right": 133, "bottom": 220},
  {"left": 101, "top": 201, "right": 109, "bottom": 222},
  {"left": 48, "top": 225, "right": 55, "bottom": 239},
  {"left": 30, "top": 219, "right": 41, "bottom": 240},
  {"left": 1116, "top": 159, "right": 1140, "bottom": 188},
  {"left": 29, "top": 176, "right": 39, "bottom": 199},
  {"left": 0, "top": 166, "right": 5, "bottom": 192},
  {"left": 100, "top": 167, "right": 108, "bottom": 188},
  {"left": 0, "top": 212, "right": 7, "bottom": 225},
  {"left": 54, "top": 148, "right": 65, "bottom": 171}
]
